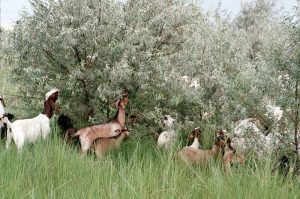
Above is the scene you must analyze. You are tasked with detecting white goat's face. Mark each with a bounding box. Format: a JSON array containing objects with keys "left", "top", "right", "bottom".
[
  {"left": 162, "top": 115, "right": 175, "bottom": 128},
  {"left": 0, "top": 116, "right": 8, "bottom": 123}
]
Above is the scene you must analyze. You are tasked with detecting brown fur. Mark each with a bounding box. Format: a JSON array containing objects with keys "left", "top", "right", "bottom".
[
  {"left": 223, "top": 138, "right": 245, "bottom": 171},
  {"left": 43, "top": 91, "right": 59, "bottom": 118},
  {"left": 187, "top": 127, "right": 201, "bottom": 146},
  {"left": 176, "top": 131, "right": 226, "bottom": 166},
  {"left": 91, "top": 129, "right": 129, "bottom": 158},
  {"left": 64, "top": 128, "right": 77, "bottom": 144},
  {"left": 74, "top": 92, "right": 129, "bottom": 155}
]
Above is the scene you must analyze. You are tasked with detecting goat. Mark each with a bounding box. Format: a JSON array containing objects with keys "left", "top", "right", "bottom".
[
  {"left": 223, "top": 137, "right": 245, "bottom": 171},
  {"left": 57, "top": 114, "right": 77, "bottom": 144},
  {"left": 91, "top": 128, "right": 130, "bottom": 158},
  {"left": 162, "top": 115, "right": 175, "bottom": 129},
  {"left": 74, "top": 92, "right": 129, "bottom": 155},
  {"left": 175, "top": 130, "right": 226, "bottom": 166},
  {"left": 157, "top": 115, "right": 177, "bottom": 149},
  {"left": 0, "top": 113, "right": 14, "bottom": 140},
  {"left": 187, "top": 127, "right": 201, "bottom": 147},
  {"left": 2, "top": 89, "right": 59, "bottom": 150}
]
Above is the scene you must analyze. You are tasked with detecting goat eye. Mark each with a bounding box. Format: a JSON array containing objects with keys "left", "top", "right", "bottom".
[{"left": 164, "top": 117, "right": 167, "bottom": 120}]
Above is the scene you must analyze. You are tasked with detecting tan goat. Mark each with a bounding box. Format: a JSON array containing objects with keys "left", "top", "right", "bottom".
[
  {"left": 74, "top": 92, "right": 129, "bottom": 155},
  {"left": 91, "top": 128, "right": 130, "bottom": 158},
  {"left": 175, "top": 130, "right": 226, "bottom": 166},
  {"left": 223, "top": 138, "right": 245, "bottom": 171}
]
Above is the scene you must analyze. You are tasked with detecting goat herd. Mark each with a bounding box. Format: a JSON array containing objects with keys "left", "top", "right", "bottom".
[{"left": 0, "top": 88, "right": 290, "bottom": 172}]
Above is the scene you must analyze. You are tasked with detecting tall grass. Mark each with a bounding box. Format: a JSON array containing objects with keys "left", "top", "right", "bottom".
[{"left": 0, "top": 127, "right": 299, "bottom": 199}]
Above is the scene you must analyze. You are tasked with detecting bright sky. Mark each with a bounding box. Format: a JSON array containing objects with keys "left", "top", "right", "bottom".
[{"left": 0, "top": 0, "right": 298, "bottom": 25}]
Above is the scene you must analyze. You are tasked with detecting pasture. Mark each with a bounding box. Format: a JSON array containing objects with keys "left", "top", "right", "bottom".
[{"left": 0, "top": 69, "right": 299, "bottom": 199}]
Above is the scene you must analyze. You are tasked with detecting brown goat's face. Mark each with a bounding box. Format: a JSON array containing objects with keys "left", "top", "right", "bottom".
[
  {"left": 120, "top": 93, "right": 129, "bottom": 108},
  {"left": 111, "top": 92, "right": 129, "bottom": 109},
  {"left": 215, "top": 130, "right": 227, "bottom": 148},
  {"left": 48, "top": 91, "right": 59, "bottom": 102},
  {"left": 187, "top": 127, "right": 201, "bottom": 145}
]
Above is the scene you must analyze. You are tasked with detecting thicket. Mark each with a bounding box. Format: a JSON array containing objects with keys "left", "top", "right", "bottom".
[{"left": 2, "top": 0, "right": 300, "bottom": 161}]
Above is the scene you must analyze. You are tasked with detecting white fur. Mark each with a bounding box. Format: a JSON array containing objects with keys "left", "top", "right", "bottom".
[
  {"left": 190, "top": 137, "right": 200, "bottom": 149},
  {"left": 162, "top": 115, "right": 175, "bottom": 129},
  {"left": 158, "top": 115, "right": 178, "bottom": 149},
  {"left": 45, "top": 88, "right": 59, "bottom": 101},
  {"left": 0, "top": 96, "right": 5, "bottom": 128},
  {"left": 5, "top": 114, "right": 50, "bottom": 150},
  {"left": 157, "top": 130, "right": 178, "bottom": 149}
]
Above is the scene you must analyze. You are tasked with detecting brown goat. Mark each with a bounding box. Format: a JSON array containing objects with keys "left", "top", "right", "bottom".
[
  {"left": 74, "top": 92, "right": 129, "bottom": 155},
  {"left": 175, "top": 130, "right": 226, "bottom": 166},
  {"left": 223, "top": 138, "right": 245, "bottom": 171},
  {"left": 187, "top": 127, "right": 201, "bottom": 146},
  {"left": 91, "top": 128, "right": 130, "bottom": 158}
]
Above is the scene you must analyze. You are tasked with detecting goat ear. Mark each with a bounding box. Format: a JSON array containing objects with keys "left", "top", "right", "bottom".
[
  {"left": 226, "top": 137, "right": 231, "bottom": 144},
  {"left": 122, "top": 91, "right": 129, "bottom": 97}
]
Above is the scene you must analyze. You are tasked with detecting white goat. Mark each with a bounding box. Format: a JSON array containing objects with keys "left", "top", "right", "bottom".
[
  {"left": 3, "top": 89, "right": 59, "bottom": 150},
  {"left": 157, "top": 115, "right": 177, "bottom": 149}
]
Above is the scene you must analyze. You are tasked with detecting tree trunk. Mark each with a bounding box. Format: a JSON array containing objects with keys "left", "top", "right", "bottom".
[
  {"left": 294, "top": 78, "right": 299, "bottom": 161},
  {"left": 106, "top": 99, "right": 110, "bottom": 120}
]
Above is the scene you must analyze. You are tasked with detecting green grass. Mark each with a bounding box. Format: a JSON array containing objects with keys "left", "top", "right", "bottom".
[{"left": 0, "top": 127, "right": 299, "bottom": 199}]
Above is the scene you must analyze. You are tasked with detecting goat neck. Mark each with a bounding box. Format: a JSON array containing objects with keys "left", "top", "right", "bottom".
[
  {"left": 110, "top": 105, "right": 126, "bottom": 127},
  {"left": 1, "top": 116, "right": 12, "bottom": 126},
  {"left": 190, "top": 138, "right": 200, "bottom": 149},
  {"left": 211, "top": 144, "right": 224, "bottom": 158},
  {"left": 117, "top": 105, "right": 126, "bottom": 127}
]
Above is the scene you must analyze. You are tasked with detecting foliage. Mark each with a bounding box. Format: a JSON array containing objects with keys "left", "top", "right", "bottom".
[{"left": 2, "top": 0, "right": 300, "bottom": 159}]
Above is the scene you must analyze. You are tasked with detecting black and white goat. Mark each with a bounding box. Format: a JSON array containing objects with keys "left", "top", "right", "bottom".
[{"left": 1, "top": 89, "right": 59, "bottom": 150}]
